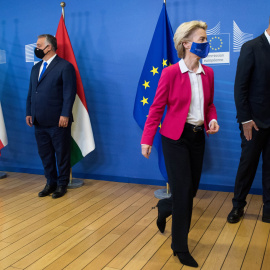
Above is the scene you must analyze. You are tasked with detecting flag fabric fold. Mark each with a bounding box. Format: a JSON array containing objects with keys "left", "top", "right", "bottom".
[
  {"left": 0, "top": 102, "right": 8, "bottom": 155},
  {"left": 133, "top": 3, "right": 178, "bottom": 180},
  {"left": 56, "top": 15, "right": 95, "bottom": 167}
]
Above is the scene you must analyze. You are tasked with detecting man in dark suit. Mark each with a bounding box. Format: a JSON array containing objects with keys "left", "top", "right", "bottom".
[
  {"left": 26, "top": 34, "right": 76, "bottom": 198},
  {"left": 227, "top": 21, "right": 270, "bottom": 223}
]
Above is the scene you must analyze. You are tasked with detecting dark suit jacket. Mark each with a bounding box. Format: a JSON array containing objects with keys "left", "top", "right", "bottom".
[
  {"left": 26, "top": 55, "right": 76, "bottom": 126},
  {"left": 234, "top": 33, "right": 270, "bottom": 128}
]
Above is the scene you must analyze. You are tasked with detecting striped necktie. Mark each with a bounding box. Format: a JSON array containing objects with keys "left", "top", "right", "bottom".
[{"left": 39, "top": 62, "right": 47, "bottom": 81}]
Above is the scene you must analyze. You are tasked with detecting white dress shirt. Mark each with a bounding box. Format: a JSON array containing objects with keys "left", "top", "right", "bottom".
[
  {"left": 179, "top": 59, "right": 217, "bottom": 127},
  {"left": 38, "top": 54, "right": 57, "bottom": 80},
  {"left": 265, "top": 29, "right": 270, "bottom": 45}
]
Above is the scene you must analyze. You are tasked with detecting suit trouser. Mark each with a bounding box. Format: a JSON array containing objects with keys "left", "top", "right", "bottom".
[
  {"left": 34, "top": 124, "right": 71, "bottom": 187},
  {"left": 233, "top": 125, "right": 270, "bottom": 214},
  {"left": 160, "top": 125, "right": 205, "bottom": 252}
]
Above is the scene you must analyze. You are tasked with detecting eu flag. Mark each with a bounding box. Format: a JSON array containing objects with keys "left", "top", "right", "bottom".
[{"left": 133, "top": 3, "right": 178, "bottom": 180}]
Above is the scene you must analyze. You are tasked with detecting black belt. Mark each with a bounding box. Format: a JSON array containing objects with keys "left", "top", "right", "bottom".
[{"left": 185, "top": 123, "right": 204, "bottom": 132}]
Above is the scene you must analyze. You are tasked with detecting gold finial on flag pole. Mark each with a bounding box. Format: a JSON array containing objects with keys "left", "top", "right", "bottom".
[
  {"left": 60, "top": 2, "right": 66, "bottom": 21},
  {"left": 164, "top": 0, "right": 166, "bottom": 4}
]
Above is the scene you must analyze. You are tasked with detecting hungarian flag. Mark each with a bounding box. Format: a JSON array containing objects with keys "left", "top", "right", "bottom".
[
  {"left": 0, "top": 102, "right": 8, "bottom": 155},
  {"left": 56, "top": 15, "right": 95, "bottom": 166}
]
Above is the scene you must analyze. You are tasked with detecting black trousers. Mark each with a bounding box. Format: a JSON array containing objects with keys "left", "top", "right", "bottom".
[
  {"left": 34, "top": 124, "right": 71, "bottom": 187},
  {"left": 233, "top": 125, "right": 270, "bottom": 214},
  {"left": 160, "top": 124, "right": 205, "bottom": 252}
]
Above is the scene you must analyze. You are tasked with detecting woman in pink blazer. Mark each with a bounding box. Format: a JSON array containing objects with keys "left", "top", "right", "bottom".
[{"left": 141, "top": 21, "right": 219, "bottom": 268}]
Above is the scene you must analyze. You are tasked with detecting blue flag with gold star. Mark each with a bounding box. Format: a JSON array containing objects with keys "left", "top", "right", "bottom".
[{"left": 133, "top": 3, "right": 178, "bottom": 180}]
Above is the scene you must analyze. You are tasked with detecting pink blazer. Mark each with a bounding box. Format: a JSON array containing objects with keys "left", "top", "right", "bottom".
[{"left": 141, "top": 63, "right": 217, "bottom": 145}]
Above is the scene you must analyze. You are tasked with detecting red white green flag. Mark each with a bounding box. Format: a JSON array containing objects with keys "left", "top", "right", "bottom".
[{"left": 56, "top": 15, "right": 95, "bottom": 166}]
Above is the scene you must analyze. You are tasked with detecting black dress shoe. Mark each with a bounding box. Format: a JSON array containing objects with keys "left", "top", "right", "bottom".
[
  {"left": 173, "top": 251, "right": 198, "bottom": 268},
  {"left": 262, "top": 213, "right": 270, "bottom": 223},
  {"left": 227, "top": 207, "right": 244, "bottom": 223},
  {"left": 52, "top": 186, "right": 67, "bottom": 199},
  {"left": 38, "top": 184, "right": 57, "bottom": 197}
]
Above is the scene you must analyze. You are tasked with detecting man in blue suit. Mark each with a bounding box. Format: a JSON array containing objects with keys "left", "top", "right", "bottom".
[{"left": 26, "top": 34, "right": 76, "bottom": 198}]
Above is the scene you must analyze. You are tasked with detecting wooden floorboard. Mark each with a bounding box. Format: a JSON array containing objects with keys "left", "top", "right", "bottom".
[{"left": 0, "top": 172, "right": 269, "bottom": 270}]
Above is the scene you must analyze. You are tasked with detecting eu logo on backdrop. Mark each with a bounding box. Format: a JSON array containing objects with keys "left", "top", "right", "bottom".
[
  {"left": 203, "top": 34, "right": 230, "bottom": 65},
  {"left": 25, "top": 43, "right": 39, "bottom": 65}
]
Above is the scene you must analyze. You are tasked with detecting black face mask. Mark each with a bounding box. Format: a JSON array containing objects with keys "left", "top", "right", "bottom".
[{"left": 34, "top": 45, "right": 49, "bottom": 59}]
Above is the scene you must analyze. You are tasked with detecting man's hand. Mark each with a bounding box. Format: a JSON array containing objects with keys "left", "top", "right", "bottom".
[
  {"left": 141, "top": 144, "right": 152, "bottom": 159},
  {"left": 206, "top": 121, "right": 220, "bottom": 134},
  {"left": 59, "top": 116, "right": 69, "bottom": 128},
  {"left": 26, "top": 116, "right": 33, "bottom": 127},
  {"left": 242, "top": 120, "right": 259, "bottom": 141}
]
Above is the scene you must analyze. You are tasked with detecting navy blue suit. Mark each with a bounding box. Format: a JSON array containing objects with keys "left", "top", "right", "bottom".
[
  {"left": 26, "top": 55, "right": 76, "bottom": 186},
  {"left": 233, "top": 33, "right": 270, "bottom": 215}
]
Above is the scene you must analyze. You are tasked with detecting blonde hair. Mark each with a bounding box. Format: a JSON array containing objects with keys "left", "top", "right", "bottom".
[{"left": 174, "top": 21, "right": 207, "bottom": 59}]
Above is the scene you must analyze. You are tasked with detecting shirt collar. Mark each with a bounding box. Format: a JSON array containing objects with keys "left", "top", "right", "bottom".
[
  {"left": 43, "top": 53, "right": 57, "bottom": 66},
  {"left": 264, "top": 30, "right": 270, "bottom": 45},
  {"left": 179, "top": 59, "right": 205, "bottom": 75}
]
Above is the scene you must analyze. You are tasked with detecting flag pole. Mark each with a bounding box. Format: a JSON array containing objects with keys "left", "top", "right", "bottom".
[
  {"left": 59, "top": 2, "right": 83, "bottom": 189},
  {"left": 164, "top": 0, "right": 169, "bottom": 197},
  {"left": 60, "top": 2, "right": 66, "bottom": 20},
  {"left": 154, "top": 0, "right": 171, "bottom": 199}
]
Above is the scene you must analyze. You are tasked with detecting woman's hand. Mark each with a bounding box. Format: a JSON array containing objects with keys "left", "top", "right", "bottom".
[
  {"left": 141, "top": 144, "right": 152, "bottom": 159},
  {"left": 206, "top": 121, "right": 219, "bottom": 134}
]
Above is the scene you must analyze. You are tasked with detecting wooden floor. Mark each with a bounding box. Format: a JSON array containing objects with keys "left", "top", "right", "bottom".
[{"left": 0, "top": 172, "right": 270, "bottom": 270}]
